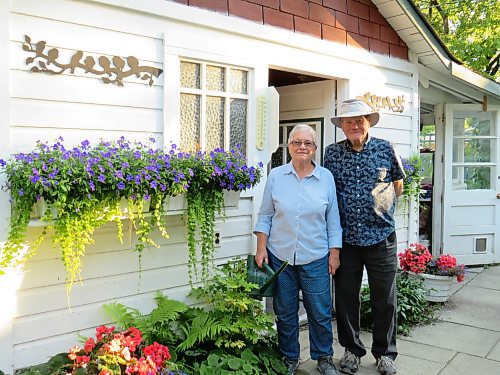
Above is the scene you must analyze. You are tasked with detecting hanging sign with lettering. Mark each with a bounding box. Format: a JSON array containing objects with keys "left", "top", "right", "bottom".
[{"left": 356, "top": 92, "right": 405, "bottom": 113}]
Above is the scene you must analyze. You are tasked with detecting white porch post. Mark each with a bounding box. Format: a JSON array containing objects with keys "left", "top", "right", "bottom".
[{"left": 0, "top": 0, "right": 13, "bottom": 373}]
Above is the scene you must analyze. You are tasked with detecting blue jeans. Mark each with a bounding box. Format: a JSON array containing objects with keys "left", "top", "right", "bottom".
[{"left": 268, "top": 251, "right": 333, "bottom": 361}]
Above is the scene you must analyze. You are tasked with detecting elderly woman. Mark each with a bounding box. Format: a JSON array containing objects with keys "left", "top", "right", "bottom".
[{"left": 254, "top": 123, "right": 342, "bottom": 375}]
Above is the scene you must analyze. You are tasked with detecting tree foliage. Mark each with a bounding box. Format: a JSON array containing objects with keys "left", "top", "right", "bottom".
[{"left": 414, "top": 0, "right": 499, "bottom": 81}]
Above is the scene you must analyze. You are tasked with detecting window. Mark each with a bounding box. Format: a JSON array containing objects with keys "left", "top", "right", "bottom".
[
  {"left": 179, "top": 60, "right": 249, "bottom": 153},
  {"left": 451, "top": 111, "right": 496, "bottom": 190},
  {"left": 271, "top": 119, "right": 323, "bottom": 169}
]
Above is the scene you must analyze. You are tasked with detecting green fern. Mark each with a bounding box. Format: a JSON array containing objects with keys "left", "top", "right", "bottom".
[
  {"left": 149, "top": 296, "right": 190, "bottom": 325},
  {"left": 102, "top": 302, "right": 142, "bottom": 330},
  {"left": 177, "top": 312, "right": 229, "bottom": 351}
]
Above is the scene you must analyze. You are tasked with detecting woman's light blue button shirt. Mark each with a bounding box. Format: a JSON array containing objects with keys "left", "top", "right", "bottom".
[{"left": 254, "top": 162, "right": 342, "bottom": 265}]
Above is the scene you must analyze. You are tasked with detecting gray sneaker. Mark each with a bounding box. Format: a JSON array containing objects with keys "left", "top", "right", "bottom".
[
  {"left": 339, "top": 349, "right": 360, "bottom": 374},
  {"left": 376, "top": 356, "right": 397, "bottom": 375},
  {"left": 284, "top": 359, "right": 299, "bottom": 375},
  {"left": 317, "top": 356, "right": 339, "bottom": 375}
]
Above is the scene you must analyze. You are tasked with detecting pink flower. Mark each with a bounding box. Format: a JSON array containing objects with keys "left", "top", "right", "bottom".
[
  {"left": 399, "top": 244, "right": 465, "bottom": 282},
  {"left": 65, "top": 326, "right": 172, "bottom": 374},
  {"left": 84, "top": 337, "right": 96, "bottom": 353},
  {"left": 95, "top": 325, "right": 115, "bottom": 341},
  {"left": 143, "top": 341, "right": 171, "bottom": 367}
]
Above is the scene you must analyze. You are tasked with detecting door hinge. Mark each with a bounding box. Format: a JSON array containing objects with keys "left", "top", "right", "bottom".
[
  {"left": 441, "top": 155, "right": 444, "bottom": 163},
  {"left": 441, "top": 194, "right": 443, "bottom": 203}
]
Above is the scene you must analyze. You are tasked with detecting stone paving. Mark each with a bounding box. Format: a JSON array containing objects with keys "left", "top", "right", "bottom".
[{"left": 298, "top": 265, "right": 500, "bottom": 374}]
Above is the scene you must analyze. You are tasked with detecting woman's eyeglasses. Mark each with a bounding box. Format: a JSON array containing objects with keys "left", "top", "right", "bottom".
[{"left": 290, "top": 140, "right": 316, "bottom": 148}]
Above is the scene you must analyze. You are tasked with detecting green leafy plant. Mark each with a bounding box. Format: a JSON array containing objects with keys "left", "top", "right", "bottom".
[
  {"left": 184, "top": 148, "right": 263, "bottom": 285},
  {"left": 401, "top": 154, "right": 423, "bottom": 211},
  {"left": 0, "top": 137, "right": 192, "bottom": 298},
  {"left": 360, "top": 271, "right": 438, "bottom": 336},
  {"left": 0, "top": 138, "right": 263, "bottom": 298},
  {"left": 196, "top": 347, "right": 285, "bottom": 375},
  {"left": 188, "top": 258, "right": 276, "bottom": 350},
  {"left": 102, "top": 258, "right": 285, "bottom": 375}
]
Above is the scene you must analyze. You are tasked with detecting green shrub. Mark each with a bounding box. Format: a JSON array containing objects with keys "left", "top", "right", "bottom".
[
  {"left": 103, "top": 258, "right": 286, "bottom": 374},
  {"left": 360, "top": 271, "right": 438, "bottom": 335}
]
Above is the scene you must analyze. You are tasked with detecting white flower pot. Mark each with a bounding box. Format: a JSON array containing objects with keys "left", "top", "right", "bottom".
[
  {"left": 223, "top": 190, "right": 240, "bottom": 208},
  {"left": 163, "top": 194, "right": 187, "bottom": 214},
  {"left": 420, "top": 273, "right": 454, "bottom": 302},
  {"left": 30, "top": 198, "right": 58, "bottom": 219},
  {"left": 119, "top": 197, "right": 151, "bottom": 214}
]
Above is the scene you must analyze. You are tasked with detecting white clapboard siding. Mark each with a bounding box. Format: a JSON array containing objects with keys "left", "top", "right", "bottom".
[
  {"left": 10, "top": 98, "right": 163, "bottom": 133},
  {"left": 16, "top": 206, "right": 254, "bottom": 309},
  {"left": 10, "top": 12, "right": 163, "bottom": 63},
  {"left": 10, "top": 70, "right": 162, "bottom": 108},
  {"left": 371, "top": 127, "right": 412, "bottom": 145}
]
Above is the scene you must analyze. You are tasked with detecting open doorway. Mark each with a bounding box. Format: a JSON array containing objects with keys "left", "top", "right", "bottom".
[
  {"left": 419, "top": 102, "right": 437, "bottom": 250},
  {"left": 265, "top": 68, "right": 336, "bottom": 321}
]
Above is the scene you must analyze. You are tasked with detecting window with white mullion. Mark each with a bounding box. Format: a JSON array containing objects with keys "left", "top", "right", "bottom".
[{"left": 179, "top": 59, "right": 249, "bottom": 153}]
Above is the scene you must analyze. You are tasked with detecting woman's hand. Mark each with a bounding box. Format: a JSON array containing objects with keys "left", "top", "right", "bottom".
[
  {"left": 329, "top": 248, "right": 340, "bottom": 275},
  {"left": 255, "top": 232, "right": 269, "bottom": 268},
  {"left": 255, "top": 247, "right": 268, "bottom": 268}
]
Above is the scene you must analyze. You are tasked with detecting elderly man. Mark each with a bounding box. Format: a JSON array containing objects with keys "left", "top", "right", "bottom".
[{"left": 324, "top": 99, "right": 405, "bottom": 375}]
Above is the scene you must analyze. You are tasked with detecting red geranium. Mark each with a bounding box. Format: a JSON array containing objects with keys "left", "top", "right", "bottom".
[
  {"left": 64, "top": 325, "right": 174, "bottom": 374},
  {"left": 399, "top": 243, "right": 465, "bottom": 282},
  {"left": 398, "top": 243, "right": 432, "bottom": 273}
]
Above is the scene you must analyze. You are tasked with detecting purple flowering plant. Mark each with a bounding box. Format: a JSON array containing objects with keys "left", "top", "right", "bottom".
[
  {"left": 176, "top": 146, "right": 264, "bottom": 284},
  {"left": 401, "top": 154, "right": 423, "bottom": 210},
  {"left": 0, "top": 137, "right": 263, "bottom": 294}
]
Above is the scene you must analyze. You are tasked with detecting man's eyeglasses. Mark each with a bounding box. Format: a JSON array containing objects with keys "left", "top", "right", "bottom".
[{"left": 290, "top": 140, "right": 316, "bottom": 148}]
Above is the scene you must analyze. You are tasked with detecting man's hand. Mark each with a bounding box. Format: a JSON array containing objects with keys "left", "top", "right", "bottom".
[{"left": 329, "top": 248, "right": 340, "bottom": 275}]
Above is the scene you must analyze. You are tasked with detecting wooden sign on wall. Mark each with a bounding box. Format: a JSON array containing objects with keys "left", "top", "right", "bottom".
[
  {"left": 22, "top": 35, "right": 163, "bottom": 87},
  {"left": 356, "top": 92, "right": 405, "bottom": 113}
]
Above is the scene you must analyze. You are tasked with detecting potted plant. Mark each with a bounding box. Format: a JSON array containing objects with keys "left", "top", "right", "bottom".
[
  {"left": 398, "top": 243, "right": 465, "bottom": 302},
  {"left": 184, "top": 147, "right": 263, "bottom": 284},
  {"left": 0, "top": 137, "right": 263, "bottom": 298},
  {"left": 0, "top": 137, "right": 190, "bottom": 297}
]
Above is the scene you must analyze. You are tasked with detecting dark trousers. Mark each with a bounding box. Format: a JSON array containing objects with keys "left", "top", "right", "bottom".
[{"left": 335, "top": 232, "right": 398, "bottom": 360}]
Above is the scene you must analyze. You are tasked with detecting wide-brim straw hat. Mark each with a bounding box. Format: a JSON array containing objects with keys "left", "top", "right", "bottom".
[{"left": 330, "top": 99, "right": 380, "bottom": 127}]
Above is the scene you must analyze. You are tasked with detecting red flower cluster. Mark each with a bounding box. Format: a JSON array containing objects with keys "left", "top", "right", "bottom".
[
  {"left": 436, "top": 254, "right": 465, "bottom": 282},
  {"left": 398, "top": 243, "right": 466, "bottom": 282},
  {"left": 398, "top": 243, "right": 432, "bottom": 273},
  {"left": 66, "top": 325, "right": 172, "bottom": 375}
]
